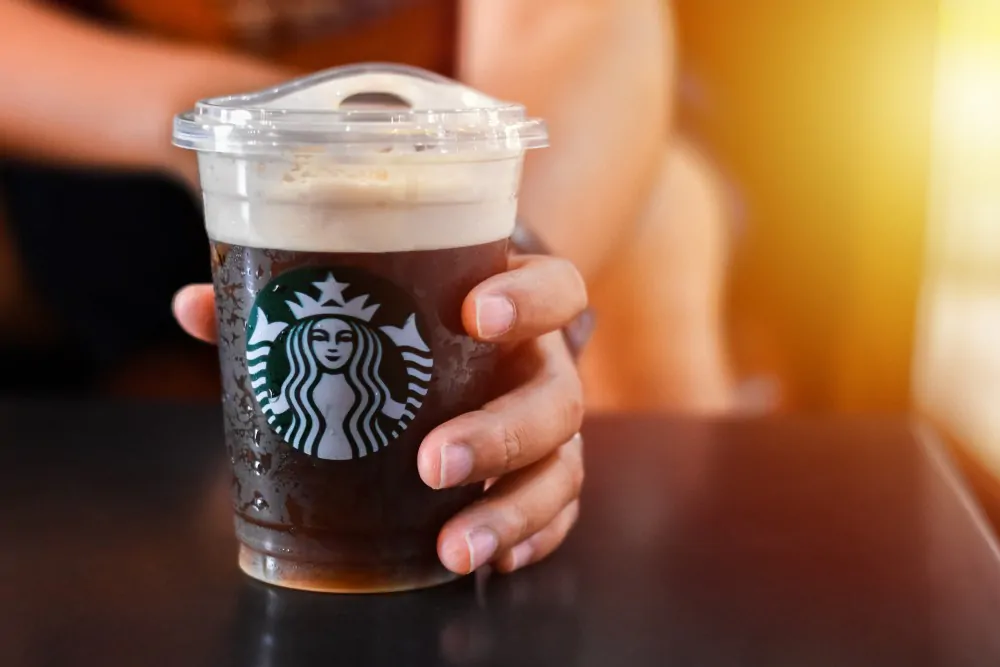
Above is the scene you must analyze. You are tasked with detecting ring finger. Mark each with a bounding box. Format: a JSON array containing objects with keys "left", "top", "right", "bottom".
[{"left": 437, "top": 434, "right": 584, "bottom": 574}]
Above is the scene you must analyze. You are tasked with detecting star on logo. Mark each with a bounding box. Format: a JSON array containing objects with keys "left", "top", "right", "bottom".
[
  {"left": 286, "top": 272, "right": 380, "bottom": 321},
  {"left": 312, "top": 274, "right": 350, "bottom": 306}
]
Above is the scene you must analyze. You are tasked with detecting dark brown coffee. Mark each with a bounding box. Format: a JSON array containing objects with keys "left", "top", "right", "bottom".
[{"left": 211, "top": 239, "right": 508, "bottom": 592}]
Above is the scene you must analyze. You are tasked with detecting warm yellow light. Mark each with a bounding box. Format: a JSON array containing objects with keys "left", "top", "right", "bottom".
[
  {"left": 934, "top": 2, "right": 1000, "bottom": 156},
  {"left": 937, "top": 0, "right": 1000, "bottom": 131},
  {"left": 936, "top": 58, "right": 1000, "bottom": 143},
  {"left": 914, "top": 0, "right": 1000, "bottom": 476},
  {"left": 926, "top": 0, "right": 1000, "bottom": 258}
]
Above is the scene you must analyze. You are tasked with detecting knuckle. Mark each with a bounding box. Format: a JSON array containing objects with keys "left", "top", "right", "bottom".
[
  {"left": 559, "top": 440, "right": 586, "bottom": 497},
  {"left": 566, "top": 500, "right": 582, "bottom": 526},
  {"left": 568, "top": 458, "right": 585, "bottom": 497},
  {"left": 497, "top": 414, "right": 527, "bottom": 472},
  {"left": 551, "top": 256, "right": 588, "bottom": 309},
  {"left": 504, "top": 501, "right": 532, "bottom": 544},
  {"left": 566, "top": 261, "right": 590, "bottom": 309},
  {"left": 558, "top": 382, "right": 586, "bottom": 435},
  {"left": 557, "top": 502, "right": 581, "bottom": 540},
  {"left": 522, "top": 257, "right": 588, "bottom": 321}
]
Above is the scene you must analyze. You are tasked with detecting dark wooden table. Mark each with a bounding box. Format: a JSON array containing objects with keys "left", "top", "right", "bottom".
[{"left": 3, "top": 402, "right": 1000, "bottom": 667}]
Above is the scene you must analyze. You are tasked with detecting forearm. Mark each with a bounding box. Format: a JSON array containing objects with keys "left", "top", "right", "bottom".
[
  {"left": 0, "top": 0, "right": 286, "bottom": 182},
  {"left": 460, "top": 0, "right": 673, "bottom": 280}
]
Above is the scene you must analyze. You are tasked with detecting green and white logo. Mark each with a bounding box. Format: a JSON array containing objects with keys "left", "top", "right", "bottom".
[{"left": 246, "top": 267, "right": 432, "bottom": 460}]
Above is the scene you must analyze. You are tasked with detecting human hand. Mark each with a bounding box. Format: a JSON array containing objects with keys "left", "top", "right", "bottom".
[{"left": 173, "top": 254, "right": 588, "bottom": 574}]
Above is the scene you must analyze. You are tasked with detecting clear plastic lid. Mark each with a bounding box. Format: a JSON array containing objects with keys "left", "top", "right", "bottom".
[{"left": 173, "top": 63, "right": 549, "bottom": 157}]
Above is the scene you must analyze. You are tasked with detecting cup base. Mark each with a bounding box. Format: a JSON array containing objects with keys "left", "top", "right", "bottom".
[{"left": 238, "top": 545, "right": 463, "bottom": 594}]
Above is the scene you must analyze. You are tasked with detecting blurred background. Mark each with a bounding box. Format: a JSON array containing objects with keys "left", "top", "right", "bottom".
[
  {"left": 677, "top": 0, "right": 933, "bottom": 414},
  {"left": 1, "top": 2, "right": 999, "bottom": 514},
  {"left": 676, "top": 0, "right": 1000, "bottom": 521}
]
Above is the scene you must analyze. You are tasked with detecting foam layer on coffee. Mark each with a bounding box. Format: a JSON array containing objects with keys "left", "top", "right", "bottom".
[{"left": 199, "top": 154, "right": 520, "bottom": 253}]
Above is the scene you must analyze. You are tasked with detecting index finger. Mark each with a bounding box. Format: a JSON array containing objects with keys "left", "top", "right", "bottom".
[
  {"left": 173, "top": 284, "right": 218, "bottom": 344},
  {"left": 462, "top": 255, "right": 588, "bottom": 343}
]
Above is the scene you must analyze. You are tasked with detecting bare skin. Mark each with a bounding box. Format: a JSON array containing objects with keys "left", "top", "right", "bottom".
[
  {"left": 174, "top": 255, "right": 587, "bottom": 574},
  {"left": 0, "top": 0, "right": 735, "bottom": 570},
  {"left": 0, "top": 0, "right": 732, "bottom": 412},
  {"left": 580, "top": 140, "right": 735, "bottom": 413}
]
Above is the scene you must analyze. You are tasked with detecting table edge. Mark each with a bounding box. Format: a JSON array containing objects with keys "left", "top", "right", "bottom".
[{"left": 913, "top": 419, "right": 1000, "bottom": 567}]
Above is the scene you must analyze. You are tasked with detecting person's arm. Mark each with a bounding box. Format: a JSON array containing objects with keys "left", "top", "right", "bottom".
[
  {"left": 459, "top": 0, "right": 673, "bottom": 280},
  {"left": 0, "top": 0, "right": 286, "bottom": 185}
]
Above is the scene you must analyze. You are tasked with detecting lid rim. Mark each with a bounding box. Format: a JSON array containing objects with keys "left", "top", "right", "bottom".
[
  {"left": 172, "top": 63, "right": 549, "bottom": 156},
  {"left": 187, "top": 103, "right": 536, "bottom": 133}
]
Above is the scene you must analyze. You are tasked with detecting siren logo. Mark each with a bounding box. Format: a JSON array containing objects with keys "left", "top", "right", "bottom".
[{"left": 245, "top": 267, "right": 432, "bottom": 460}]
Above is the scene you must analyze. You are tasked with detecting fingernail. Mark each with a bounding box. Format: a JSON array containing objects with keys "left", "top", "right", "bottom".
[
  {"left": 475, "top": 295, "right": 516, "bottom": 338},
  {"left": 439, "top": 443, "right": 475, "bottom": 489},
  {"left": 465, "top": 527, "right": 499, "bottom": 573},
  {"left": 509, "top": 541, "right": 535, "bottom": 571}
]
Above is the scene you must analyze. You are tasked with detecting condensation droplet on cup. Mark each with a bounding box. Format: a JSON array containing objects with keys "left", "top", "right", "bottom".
[
  {"left": 251, "top": 453, "right": 272, "bottom": 476},
  {"left": 251, "top": 492, "right": 269, "bottom": 511}
]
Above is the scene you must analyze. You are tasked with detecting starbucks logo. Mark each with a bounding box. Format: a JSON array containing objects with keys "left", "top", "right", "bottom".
[{"left": 246, "top": 267, "right": 432, "bottom": 460}]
